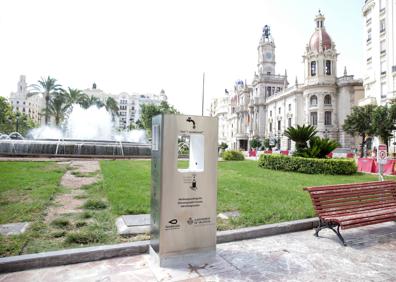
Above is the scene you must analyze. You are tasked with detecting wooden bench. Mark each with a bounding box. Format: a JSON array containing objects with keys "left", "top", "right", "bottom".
[{"left": 304, "top": 181, "right": 396, "bottom": 246}]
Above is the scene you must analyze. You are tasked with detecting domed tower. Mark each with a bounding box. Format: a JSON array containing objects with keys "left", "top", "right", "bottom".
[
  {"left": 302, "top": 11, "right": 338, "bottom": 140},
  {"left": 257, "top": 25, "right": 276, "bottom": 75},
  {"left": 303, "top": 11, "right": 337, "bottom": 85}
]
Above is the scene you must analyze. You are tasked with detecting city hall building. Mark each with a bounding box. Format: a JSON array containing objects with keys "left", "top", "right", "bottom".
[{"left": 211, "top": 12, "right": 364, "bottom": 151}]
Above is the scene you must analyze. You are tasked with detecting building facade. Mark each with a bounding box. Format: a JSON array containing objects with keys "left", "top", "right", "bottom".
[
  {"left": 361, "top": 0, "right": 396, "bottom": 106},
  {"left": 83, "top": 84, "right": 167, "bottom": 129},
  {"left": 8, "top": 76, "right": 167, "bottom": 130},
  {"left": 9, "top": 75, "right": 44, "bottom": 124},
  {"left": 210, "top": 12, "right": 364, "bottom": 151}
]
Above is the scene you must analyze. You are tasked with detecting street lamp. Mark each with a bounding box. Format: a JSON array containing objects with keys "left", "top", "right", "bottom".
[
  {"left": 15, "top": 112, "right": 20, "bottom": 132},
  {"left": 277, "top": 131, "right": 281, "bottom": 150}
]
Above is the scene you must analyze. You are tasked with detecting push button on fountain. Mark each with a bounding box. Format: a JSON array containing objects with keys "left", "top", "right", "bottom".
[{"left": 190, "top": 176, "right": 197, "bottom": 191}]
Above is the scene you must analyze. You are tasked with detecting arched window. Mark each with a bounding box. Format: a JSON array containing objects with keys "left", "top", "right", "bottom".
[
  {"left": 324, "top": 95, "right": 331, "bottom": 105},
  {"left": 311, "top": 61, "right": 317, "bottom": 76},
  {"left": 310, "top": 95, "right": 318, "bottom": 106}
]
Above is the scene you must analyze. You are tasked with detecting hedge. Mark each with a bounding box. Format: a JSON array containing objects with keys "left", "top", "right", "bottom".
[
  {"left": 222, "top": 150, "right": 245, "bottom": 161},
  {"left": 258, "top": 154, "right": 357, "bottom": 175}
]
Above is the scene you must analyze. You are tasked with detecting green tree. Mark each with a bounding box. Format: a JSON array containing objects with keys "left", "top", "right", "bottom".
[
  {"left": 0, "top": 97, "right": 36, "bottom": 135},
  {"left": 372, "top": 105, "right": 396, "bottom": 149},
  {"left": 62, "top": 87, "right": 87, "bottom": 106},
  {"left": 141, "top": 101, "right": 179, "bottom": 135},
  {"left": 29, "top": 76, "right": 62, "bottom": 125},
  {"left": 129, "top": 119, "right": 144, "bottom": 130},
  {"left": 81, "top": 95, "right": 104, "bottom": 109},
  {"left": 342, "top": 105, "right": 376, "bottom": 157},
  {"left": 44, "top": 92, "right": 71, "bottom": 126},
  {"left": 249, "top": 138, "right": 262, "bottom": 149},
  {"left": 284, "top": 124, "right": 317, "bottom": 152},
  {"left": 104, "top": 97, "right": 119, "bottom": 121}
]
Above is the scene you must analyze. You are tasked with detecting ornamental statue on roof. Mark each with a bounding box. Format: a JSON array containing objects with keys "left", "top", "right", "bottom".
[{"left": 263, "top": 25, "right": 271, "bottom": 39}]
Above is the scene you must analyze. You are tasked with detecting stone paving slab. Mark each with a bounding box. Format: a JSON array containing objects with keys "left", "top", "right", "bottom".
[
  {"left": 0, "top": 223, "right": 30, "bottom": 236},
  {"left": 1, "top": 222, "right": 396, "bottom": 281},
  {"left": 116, "top": 214, "right": 150, "bottom": 235}
]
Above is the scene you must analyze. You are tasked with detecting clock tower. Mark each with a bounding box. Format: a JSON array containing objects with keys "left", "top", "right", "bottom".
[{"left": 258, "top": 25, "right": 276, "bottom": 75}]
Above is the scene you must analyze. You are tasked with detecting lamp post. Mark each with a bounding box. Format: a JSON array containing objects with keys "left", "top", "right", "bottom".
[
  {"left": 277, "top": 130, "right": 281, "bottom": 150},
  {"left": 324, "top": 129, "right": 329, "bottom": 138},
  {"left": 15, "top": 112, "right": 20, "bottom": 132}
]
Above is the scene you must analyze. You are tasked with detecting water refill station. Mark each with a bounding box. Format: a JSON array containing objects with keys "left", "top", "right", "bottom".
[{"left": 150, "top": 114, "right": 218, "bottom": 267}]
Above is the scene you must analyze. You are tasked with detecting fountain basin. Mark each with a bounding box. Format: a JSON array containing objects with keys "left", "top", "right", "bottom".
[{"left": 0, "top": 139, "right": 151, "bottom": 158}]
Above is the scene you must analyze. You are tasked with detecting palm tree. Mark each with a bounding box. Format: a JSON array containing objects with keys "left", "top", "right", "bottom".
[
  {"left": 29, "top": 76, "right": 62, "bottom": 125},
  {"left": 44, "top": 92, "right": 71, "bottom": 126},
  {"left": 62, "top": 87, "right": 87, "bottom": 106},
  {"left": 81, "top": 95, "right": 104, "bottom": 109},
  {"left": 284, "top": 124, "right": 317, "bottom": 151},
  {"left": 104, "top": 97, "right": 119, "bottom": 121}
]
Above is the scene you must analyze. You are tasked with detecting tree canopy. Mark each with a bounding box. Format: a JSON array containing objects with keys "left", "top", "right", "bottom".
[
  {"left": 140, "top": 101, "right": 179, "bottom": 134},
  {"left": 29, "top": 76, "right": 62, "bottom": 125},
  {"left": 0, "top": 97, "right": 36, "bottom": 135}
]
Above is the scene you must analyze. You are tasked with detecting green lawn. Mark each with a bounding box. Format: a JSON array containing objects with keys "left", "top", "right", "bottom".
[
  {"left": 100, "top": 159, "right": 384, "bottom": 229},
  {"left": 0, "top": 159, "right": 389, "bottom": 256},
  {"left": 0, "top": 162, "right": 65, "bottom": 256},
  {"left": 0, "top": 162, "right": 65, "bottom": 224}
]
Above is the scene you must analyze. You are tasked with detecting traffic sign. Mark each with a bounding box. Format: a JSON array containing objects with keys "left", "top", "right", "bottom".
[{"left": 377, "top": 144, "right": 388, "bottom": 164}]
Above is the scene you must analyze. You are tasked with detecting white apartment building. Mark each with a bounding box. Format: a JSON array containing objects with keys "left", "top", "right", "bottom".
[
  {"left": 8, "top": 76, "right": 167, "bottom": 130},
  {"left": 211, "top": 12, "right": 364, "bottom": 151},
  {"left": 83, "top": 83, "right": 167, "bottom": 129},
  {"left": 361, "top": 0, "right": 396, "bottom": 106},
  {"left": 9, "top": 75, "right": 44, "bottom": 124}
]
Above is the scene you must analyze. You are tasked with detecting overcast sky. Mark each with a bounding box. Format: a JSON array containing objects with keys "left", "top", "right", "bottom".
[{"left": 0, "top": 0, "right": 364, "bottom": 115}]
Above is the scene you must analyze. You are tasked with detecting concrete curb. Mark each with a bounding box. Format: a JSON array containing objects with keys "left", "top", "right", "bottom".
[{"left": 0, "top": 217, "right": 319, "bottom": 273}]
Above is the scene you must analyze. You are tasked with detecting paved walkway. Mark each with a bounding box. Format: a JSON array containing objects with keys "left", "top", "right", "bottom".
[{"left": 1, "top": 222, "right": 396, "bottom": 281}]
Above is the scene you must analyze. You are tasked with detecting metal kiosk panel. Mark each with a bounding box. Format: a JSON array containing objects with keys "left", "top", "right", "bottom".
[{"left": 150, "top": 114, "right": 218, "bottom": 267}]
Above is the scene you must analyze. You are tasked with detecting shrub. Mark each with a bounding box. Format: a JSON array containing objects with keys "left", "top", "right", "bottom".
[
  {"left": 222, "top": 150, "right": 245, "bottom": 161},
  {"left": 258, "top": 154, "right": 357, "bottom": 175}
]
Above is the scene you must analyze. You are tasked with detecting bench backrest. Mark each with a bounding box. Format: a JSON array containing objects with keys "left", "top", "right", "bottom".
[{"left": 304, "top": 181, "right": 396, "bottom": 217}]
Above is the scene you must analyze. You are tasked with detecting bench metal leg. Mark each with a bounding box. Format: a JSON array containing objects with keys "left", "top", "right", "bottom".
[{"left": 314, "top": 220, "right": 347, "bottom": 246}]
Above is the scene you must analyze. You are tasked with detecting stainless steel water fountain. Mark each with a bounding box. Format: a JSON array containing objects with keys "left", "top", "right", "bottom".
[{"left": 150, "top": 114, "right": 218, "bottom": 267}]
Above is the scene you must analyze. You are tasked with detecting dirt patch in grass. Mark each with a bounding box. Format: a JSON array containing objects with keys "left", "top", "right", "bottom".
[{"left": 45, "top": 160, "right": 100, "bottom": 223}]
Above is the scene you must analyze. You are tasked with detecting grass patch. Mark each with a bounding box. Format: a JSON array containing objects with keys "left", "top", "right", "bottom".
[
  {"left": 65, "top": 229, "right": 108, "bottom": 244},
  {"left": 75, "top": 221, "right": 87, "bottom": 228},
  {"left": 0, "top": 159, "right": 391, "bottom": 257},
  {"left": 100, "top": 160, "right": 151, "bottom": 215},
  {"left": 51, "top": 231, "right": 66, "bottom": 238},
  {"left": 0, "top": 162, "right": 65, "bottom": 224},
  {"left": 51, "top": 218, "right": 71, "bottom": 229},
  {"left": 83, "top": 199, "right": 107, "bottom": 210},
  {"left": 74, "top": 194, "right": 88, "bottom": 200},
  {"left": 71, "top": 170, "right": 98, "bottom": 178},
  {"left": 80, "top": 211, "right": 93, "bottom": 219},
  {"left": 100, "top": 159, "right": 388, "bottom": 228}
]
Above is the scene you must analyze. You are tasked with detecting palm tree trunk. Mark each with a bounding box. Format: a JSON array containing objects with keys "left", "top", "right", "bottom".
[
  {"left": 361, "top": 135, "right": 366, "bottom": 158},
  {"left": 45, "top": 94, "right": 50, "bottom": 125}
]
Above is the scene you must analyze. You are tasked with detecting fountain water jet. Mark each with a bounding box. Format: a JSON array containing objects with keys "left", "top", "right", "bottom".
[{"left": 0, "top": 104, "right": 151, "bottom": 158}]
